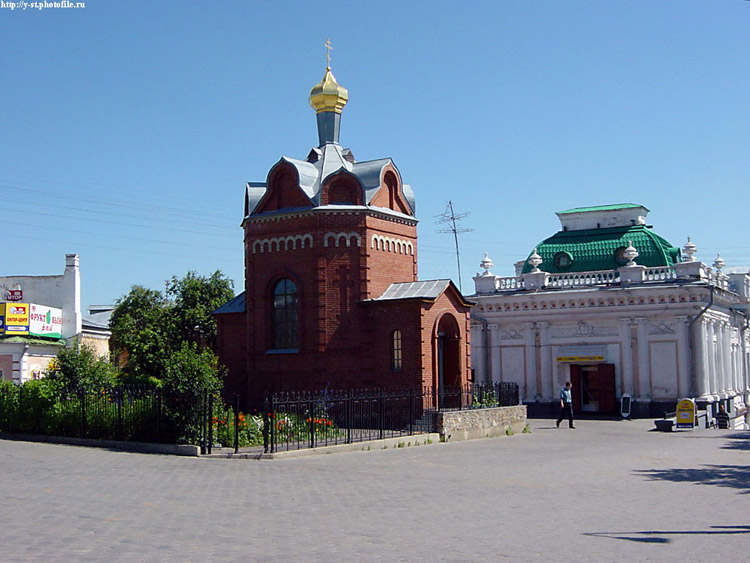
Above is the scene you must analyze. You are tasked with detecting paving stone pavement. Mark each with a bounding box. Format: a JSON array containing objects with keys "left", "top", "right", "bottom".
[{"left": 2, "top": 418, "right": 749, "bottom": 562}]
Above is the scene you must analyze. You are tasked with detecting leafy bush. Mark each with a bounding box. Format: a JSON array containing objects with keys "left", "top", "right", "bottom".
[
  {"left": 16, "top": 378, "right": 65, "bottom": 435},
  {"left": 0, "top": 381, "right": 20, "bottom": 432},
  {"left": 161, "top": 343, "right": 223, "bottom": 444},
  {"left": 45, "top": 342, "right": 118, "bottom": 389},
  {"left": 211, "top": 402, "right": 264, "bottom": 448},
  {"left": 472, "top": 388, "right": 499, "bottom": 408}
]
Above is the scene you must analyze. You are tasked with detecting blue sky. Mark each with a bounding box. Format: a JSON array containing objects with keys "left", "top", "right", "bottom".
[{"left": 2, "top": 1, "right": 748, "bottom": 310}]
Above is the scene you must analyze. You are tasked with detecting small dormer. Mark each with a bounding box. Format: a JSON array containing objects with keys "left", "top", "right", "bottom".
[
  {"left": 321, "top": 171, "right": 363, "bottom": 206},
  {"left": 556, "top": 204, "right": 649, "bottom": 232}
]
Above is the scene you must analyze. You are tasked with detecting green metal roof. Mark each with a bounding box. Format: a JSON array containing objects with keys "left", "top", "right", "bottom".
[
  {"left": 521, "top": 225, "right": 681, "bottom": 274},
  {"left": 557, "top": 203, "right": 646, "bottom": 215},
  {"left": 0, "top": 336, "right": 65, "bottom": 346}
]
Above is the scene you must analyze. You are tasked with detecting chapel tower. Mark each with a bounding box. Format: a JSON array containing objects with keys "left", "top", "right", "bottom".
[{"left": 215, "top": 54, "right": 473, "bottom": 409}]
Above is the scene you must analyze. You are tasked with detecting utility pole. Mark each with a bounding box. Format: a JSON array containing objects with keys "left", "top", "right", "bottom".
[{"left": 436, "top": 200, "right": 473, "bottom": 292}]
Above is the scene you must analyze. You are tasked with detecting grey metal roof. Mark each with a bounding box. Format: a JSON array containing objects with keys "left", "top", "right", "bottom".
[
  {"left": 372, "top": 279, "right": 453, "bottom": 301},
  {"left": 212, "top": 292, "right": 245, "bottom": 315},
  {"left": 82, "top": 307, "right": 114, "bottom": 331},
  {"left": 244, "top": 142, "right": 416, "bottom": 218}
]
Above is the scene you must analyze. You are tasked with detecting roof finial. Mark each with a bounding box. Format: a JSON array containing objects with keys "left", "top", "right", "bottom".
[{"left": 324, "top": 37, "right": 333, "bottom": 70}]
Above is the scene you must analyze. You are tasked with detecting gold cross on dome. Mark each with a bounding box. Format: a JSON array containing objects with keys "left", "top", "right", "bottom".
[{"left": 324, "top": 38, "right": 333, "bottom": 69}]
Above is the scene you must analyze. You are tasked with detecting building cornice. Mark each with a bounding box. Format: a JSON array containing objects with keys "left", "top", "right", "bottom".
[{"left": 242, "top": 206, "right": 418, "bottom": 229}]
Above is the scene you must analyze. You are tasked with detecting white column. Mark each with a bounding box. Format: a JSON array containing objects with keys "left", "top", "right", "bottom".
[
  {"left": 522, "top": 322, "right": 535, "bottom": 403},
  {"left": 676, "top": 316, "right": 690, "bottom": 398},
  {"left": 724, "top": 323, "right": 733, "bottom": 397},
  {"left": 619, "top": 318, "right": 634, "bottom": 396},
  {"left": 717, "top": 321, "right": 729, "bottom": 399},
  {"left": 488, "top": 324, "right": 500, "bottom": 384},
  {"left": 537, "top": 321, "right": 550, "bottom": 402},
  {"left": 694, "top": 319, "right": 711, "bottom": 400},
  {"left": 471, "top": 322, "right": 486, "bottom": 384},
  {"left": 706, "top": 319, "right": 719, "bottom": 401},
  {"left": 635, "top": 318, "right": 650, "bottom": 401}
]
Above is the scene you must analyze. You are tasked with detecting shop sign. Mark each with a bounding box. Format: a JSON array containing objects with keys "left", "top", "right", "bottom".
[
  {"left": 2, "top": 289, "right": 23, "bottom": 301},
  {"left": 29, "top": 304, "right": 63, "bottom": 339},
  {"left": 556, "top": 355, "right": 605, "bottom": 362},
  {"left": 5, "top": 303, "right": 30, "bottom": 334},
  {"left": 556, "top": 345, "right": 607, "bottom": 363},
  {"left": 676, "top": 398, "right": 696, "bottom": 429}
]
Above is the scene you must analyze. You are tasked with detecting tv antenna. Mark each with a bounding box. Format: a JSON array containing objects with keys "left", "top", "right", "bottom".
[{"left": 436, "top": 200, "right": 473, "bottom": 292}]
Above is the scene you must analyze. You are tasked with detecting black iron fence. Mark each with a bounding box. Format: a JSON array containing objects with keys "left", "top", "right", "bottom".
[
  {"left": 1, "top": 380, "right": 520, "bottom": 453},
  {"left": 0, "top": 383, "right": 166, "bottom": 443},
  {"left": 263, "top": 382, "right": 520, "bottom": 453}
]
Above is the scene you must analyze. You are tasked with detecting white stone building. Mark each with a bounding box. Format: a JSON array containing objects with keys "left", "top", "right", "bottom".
[
  {"left": 0, "top": 254, "right": 111, "bottom": 384},
  {"left": 470, "top": 204, "right": 750, "bottom": 427}
]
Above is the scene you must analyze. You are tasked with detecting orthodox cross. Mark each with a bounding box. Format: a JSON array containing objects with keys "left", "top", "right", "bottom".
[{"left": 324, "top": 38, "right": 333, "bottom": 69}]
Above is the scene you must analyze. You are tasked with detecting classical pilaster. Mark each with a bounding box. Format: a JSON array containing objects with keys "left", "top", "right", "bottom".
[
  {"left": 706, "top": 319, "right": 719, "bottom": 401},
  {"left": 537, "top": 321, "right": 550, "bottom": 402},
  {"left": 694, "top": 318, "right": 710, "bottom": 400},
  {"left": 523, "top": 322, "right": 535, "bottom": 402},
  {"left": 635, "top": 318, "right": 650, "bottom": 400},
  {"left": 619, "top": 318, "right": 634, "bottom": 396},
  {"left": 675, "top": 316, "right": 690, "bottom": 398},
  {"left": 717, "top": 321, "right": 728, "bottom": 399},
  {"left": 488, "top": 324, "right": 500, "bottom": 384},
  {"left": 723, "top": 322, "right": 733, "bottom": 397}
]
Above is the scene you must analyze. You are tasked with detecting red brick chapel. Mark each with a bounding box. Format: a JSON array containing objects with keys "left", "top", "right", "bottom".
[{"left": 214, "top": 61, "right": 473, "bottom": 409}]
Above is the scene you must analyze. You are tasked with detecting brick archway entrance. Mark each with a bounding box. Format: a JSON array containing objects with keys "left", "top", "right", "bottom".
[{"left": 436, "top": 314, "right": 461, "bottom": 409}]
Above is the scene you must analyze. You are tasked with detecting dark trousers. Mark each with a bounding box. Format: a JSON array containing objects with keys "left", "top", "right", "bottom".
[{"left": 557, "top": 403, "right": 574, "bottom": 427}]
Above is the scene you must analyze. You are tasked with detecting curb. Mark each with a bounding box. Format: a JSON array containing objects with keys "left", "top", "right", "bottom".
[
  {"left": 208, "top": 433, "right": 443, "bottom": 460},
  {"left": 0, "top": 433, "right": 201, "bottom": 456}
]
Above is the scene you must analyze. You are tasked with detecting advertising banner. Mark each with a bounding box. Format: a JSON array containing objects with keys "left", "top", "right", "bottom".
[
  {"left": 2, "top": 289, "right": 23, "bottom": 302},
  {"left": 5, "top": 303, "right": 30, "bottom": 334},
  {"left": 29, "top": 304, "right": 63, "bottom": 339},
  {"left": 676, "top": 398, "right": 696, "bottom": 429},
  {"left": 0, "top": 303, "right": 5, "bottom": 335}
]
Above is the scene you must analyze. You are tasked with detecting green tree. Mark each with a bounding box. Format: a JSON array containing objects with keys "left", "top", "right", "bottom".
[
  {"left": 161, "top": 342, "right": 224, "bottom": 443},
  {"left": 166, "top": 270, "right": 234, "bottom": 350},
  {"left": 109, "top": 285, "right": 174, "bottom": 377},
  {"left": 45, "top": 341, "right": 118, "bottom": 389},
  {"left": 109, "top": 271, "right": 234, "bottom": 379}
]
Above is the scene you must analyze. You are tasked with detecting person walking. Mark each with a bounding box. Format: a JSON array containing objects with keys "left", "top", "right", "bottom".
[
  {"left": 715, "top": 404, "right": 730, "bottom": 429},
  {"left": 556, "top": 381, "right": 575, "bottom": 428}
]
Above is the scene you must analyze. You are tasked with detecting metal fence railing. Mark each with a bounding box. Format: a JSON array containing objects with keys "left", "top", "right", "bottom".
[
  {"left": 0, "top": 384, "right": 166, "bottom": 443},
  {"left": 263, "top": 382, "right": 520, "bottom": 453}
]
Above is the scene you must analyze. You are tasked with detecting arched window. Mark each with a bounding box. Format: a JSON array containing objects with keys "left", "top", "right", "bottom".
[
  {"left": 272, "top": 279, "right": 298, "bottom": 349},
  {"left": 391, "top": 329, "right": 402, "bottom": 371},
  {"left": 328, "top": 181, "right": 357, "bottom": 205}
]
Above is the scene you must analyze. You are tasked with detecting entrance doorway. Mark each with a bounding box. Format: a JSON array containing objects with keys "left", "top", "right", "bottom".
[
  {"left": 436, "top": 314, "right": 461, "bottom": 409},
  {"left": 570, "top": 364, "right": 616, "bottom": 415}
]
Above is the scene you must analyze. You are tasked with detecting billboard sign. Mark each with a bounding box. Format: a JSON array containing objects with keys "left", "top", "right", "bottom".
[
  {"left": 29, "top": 304, "right": 63, "bottom": 339},
  {"left": 0, "top": 303, "right": 4, "bottom": 335},
  {"left": 676, "top": 398, "right": 696, "bottom": 429},
  {"left": 5, "top": 303, "right": 30, "bottom": 334},
  {"left": 2, "top": 289, "right": 23, "bottom": 302}
]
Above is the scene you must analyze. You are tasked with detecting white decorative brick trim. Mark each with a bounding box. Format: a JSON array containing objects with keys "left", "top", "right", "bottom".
[
  {"left": 252, "top": 234, "right": 313, "bottom": 254},
  {"left": 324, "top": 232, "right": 362, "bottom": 248},
  {"left": 371, "top": 235, "right": 414, "bottom": 255}
]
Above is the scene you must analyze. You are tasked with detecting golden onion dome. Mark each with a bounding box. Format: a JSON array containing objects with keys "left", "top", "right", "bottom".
[{"left": 309, "top": 68, "right": 349, "bottom": 114}]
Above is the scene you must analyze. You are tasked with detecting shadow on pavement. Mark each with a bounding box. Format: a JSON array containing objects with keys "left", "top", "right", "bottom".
[
  {"left": 635, "top": 464, "right": 750, "bottom": 494},
  {"left": 722, "top": 432, "right": 750, "bottom": 451},
  {"left": 584, "top": 525, "right": 750, "bottom": 544}
]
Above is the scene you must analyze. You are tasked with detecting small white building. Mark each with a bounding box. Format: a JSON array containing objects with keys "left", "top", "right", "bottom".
[
  {"left": 0, "top": 254, "right": 111, "bottom": 384},
  {"left": 470, "top": 204, "right": 750, "bottom": 427}
]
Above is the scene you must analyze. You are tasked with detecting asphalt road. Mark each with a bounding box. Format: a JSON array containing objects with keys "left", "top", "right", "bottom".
[{"left": 1, "top": 418, "right": 748, "bottom": 562}]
